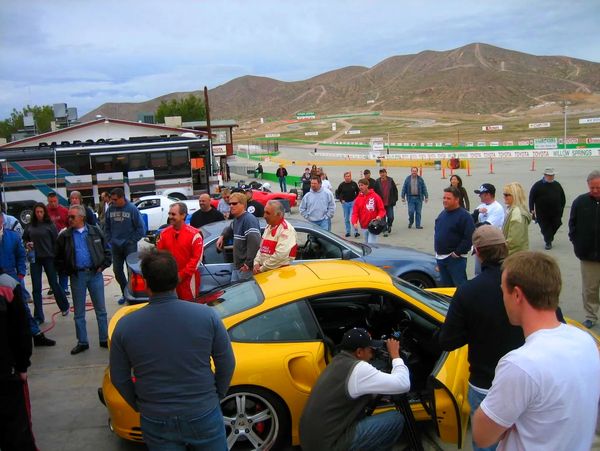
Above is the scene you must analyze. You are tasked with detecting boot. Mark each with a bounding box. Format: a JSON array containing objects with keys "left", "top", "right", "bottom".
[{"left": 33, "top": 333, "right": 56, "bottom": 347}]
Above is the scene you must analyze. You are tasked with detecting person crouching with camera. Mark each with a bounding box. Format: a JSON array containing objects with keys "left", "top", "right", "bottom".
[{"left": 300, "top": 327, "right": 410, "bottom": 451}]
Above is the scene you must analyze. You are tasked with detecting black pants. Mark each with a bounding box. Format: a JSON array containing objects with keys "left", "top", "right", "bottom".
[
  {"left": 0, "top": 377, "right": 37, "bottom": 451},
  {"left": 537, "top": 216, "right": 562, "bottom": 244}
]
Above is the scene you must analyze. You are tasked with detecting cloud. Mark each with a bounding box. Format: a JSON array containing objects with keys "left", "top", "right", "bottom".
[{"left": 0, "top": 0, "right": 599, "bottom": 118}]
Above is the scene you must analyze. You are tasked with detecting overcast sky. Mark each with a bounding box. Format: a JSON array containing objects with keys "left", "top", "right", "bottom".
[{"left": 1, "top": 0, "right": 599, "bottom": 119}]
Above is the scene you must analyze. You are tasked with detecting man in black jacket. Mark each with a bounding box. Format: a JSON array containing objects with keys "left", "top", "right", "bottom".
[
  {"left": 55, "top": 205, "right": 112, "bottom": 355},
  {"left": 528, "top": 168, "right": 566, "bottom": 250},
  {"left": 374, "top": 168, "right": 399, "bottom": 237},
  {"left": 437, "top": 225, "right": 524, "bottom": 451},
  {"left": 0, "top": 271, "right": 37, "bottom": 450},
  {"left": 335, "top": 171, "right": 360, "bottom": 237},
  {"left": 569, "top": 169, "right": 600, "bottom": 329}
]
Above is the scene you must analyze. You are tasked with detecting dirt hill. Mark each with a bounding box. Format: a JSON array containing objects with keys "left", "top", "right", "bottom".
[{"left": 80, "top": 43, "right": 600, "bottom": 122}]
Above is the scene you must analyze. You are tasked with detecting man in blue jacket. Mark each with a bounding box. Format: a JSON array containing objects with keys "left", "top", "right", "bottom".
[
  {"left": 434, "top": 187, "right": 475, "bottom": 287},
  {"left": 105, "top": 188, "right": 146, "bottom": 305},
  {"left": 401, "top": 167, "right": 429, "bottom": 229}
]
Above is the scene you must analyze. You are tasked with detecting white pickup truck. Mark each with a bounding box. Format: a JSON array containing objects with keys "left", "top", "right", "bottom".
[{"left": 134, "top": 195, "right": 200, "bottom": 232}]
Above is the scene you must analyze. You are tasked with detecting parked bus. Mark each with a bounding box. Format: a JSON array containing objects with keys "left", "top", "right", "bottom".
[{"left": 0, "top": 135, "right": 215, "bottom": 224}]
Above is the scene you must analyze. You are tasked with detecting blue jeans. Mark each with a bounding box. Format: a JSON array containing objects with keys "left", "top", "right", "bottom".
[
  {"left": 140, "top": 404, "right": 227, "bottom": 451},
  {"left": 407, "top": 196, "right": 423, "bottom": 227},
  {"left": 437, "top": 256, "right": 468, "bottom": 287},
  {"left": 342, "top": 201, "right": 358, "bottom": 235},
  {"left": 59, "top": 274, "right": 69, "bottom": 292},
  {"left": 384, "top": 205, "right": 395, "bottom": 231},
  {"left": 310, "top": 218, "right": 331, "bottom": 231},
  {"left": 230, "top": 268, "right": 253, "bottom": 283},
  {"left": 278, "top": 177, "right": 287, "bottom": 192},
  {"left": 348, "top": 410, "right": 404, "bottom": 451},
  {"left": 111, "top": 241, "right": 138, "bottom": 294},
  {"left": 362, "top": 228, "right": 378, "bottom": 244},
  {"left": 30, "top": 257, "right": 70, "bottom": 322},
  {"left": 468, "top": 386, "right": 497, "bottom": 451},
  {"left": 70, "top": 270, "right": 108, "bottom": 345}
]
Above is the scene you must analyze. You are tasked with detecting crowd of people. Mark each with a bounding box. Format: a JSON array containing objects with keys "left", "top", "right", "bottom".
[{"left": 1, "top": 163, "right": 599, "bottom": 450}]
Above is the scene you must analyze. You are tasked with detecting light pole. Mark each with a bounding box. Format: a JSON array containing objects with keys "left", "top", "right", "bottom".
[{"left": 563, "top": 100, "right": 569, "bottom": 150}]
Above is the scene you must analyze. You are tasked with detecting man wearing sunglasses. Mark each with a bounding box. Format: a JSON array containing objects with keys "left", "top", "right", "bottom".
[
  {"left": 55, "top": 205, "right": 111, "bottom": 355},
  {"left": 216, "top": 193, "right": 261, "bottom": 282}
]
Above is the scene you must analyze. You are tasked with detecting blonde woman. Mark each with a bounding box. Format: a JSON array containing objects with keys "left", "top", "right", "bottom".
[{"left": 502, "top": 182, "right": 532, "bottom": 254}]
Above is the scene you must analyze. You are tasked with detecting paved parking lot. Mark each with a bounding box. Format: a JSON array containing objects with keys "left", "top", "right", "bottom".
[{"left": 27, "top": 149, "right": 599, "bottom": 450}]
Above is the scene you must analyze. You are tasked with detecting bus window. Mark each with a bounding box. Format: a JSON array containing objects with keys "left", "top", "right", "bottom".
[
  {"left": 59, "top": 152, "right": 91, "bottom": 175},
  {"left": 113, "top": 155, "right": 127, "bottom": 172},
  {"left": 150, "top": 152, "right": 168, "bottom": 173},
  {"left": 169, "top": 150, "right": 189, "bottom": 176},
  {"left": 128, "top": 153, "right": 147, "bottom": 171},
  {"left": 95, "top": 155, "right": 114, "bottom": 172}
]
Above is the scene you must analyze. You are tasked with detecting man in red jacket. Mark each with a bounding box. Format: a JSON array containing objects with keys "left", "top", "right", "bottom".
[
  {"left": 352, "top": 179, "right": 386, "bottom": 244},
  {"left": 156, "top": 202, "right": 203, "bottom": 301}
]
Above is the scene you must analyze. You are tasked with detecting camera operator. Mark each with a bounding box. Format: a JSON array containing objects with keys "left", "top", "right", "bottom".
[{"left": 300, "top": 327, "right": 410, "bottom": 451}]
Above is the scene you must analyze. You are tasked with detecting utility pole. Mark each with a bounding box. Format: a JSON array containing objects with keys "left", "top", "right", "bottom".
[{"left": 563, "top": 100, "right": 569, "bottom": 150}]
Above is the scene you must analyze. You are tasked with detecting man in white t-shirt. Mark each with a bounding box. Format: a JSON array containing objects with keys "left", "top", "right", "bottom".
[
  {"left": 473, "top": 251, "right": 600, "bottom": 451},
  {"left": 473, "top": 183, "right": 505, "bottom": 275}
]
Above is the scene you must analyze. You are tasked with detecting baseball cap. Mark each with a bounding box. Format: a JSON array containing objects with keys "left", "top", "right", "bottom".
[
  {"left": 474, "top": 183, "right": 496, "bottom": 195},
  {"left": 543, "top": 167, "right": 556, "bottom": 176},
  {"left": 340, "top": 327, "right": 383, "bottom": 351},
  {"left": 472, "top": 225, "right": 506, "bottom": 248}
]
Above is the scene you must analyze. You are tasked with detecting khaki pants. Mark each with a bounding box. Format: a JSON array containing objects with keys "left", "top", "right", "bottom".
[{"left": 581, "top": 260, "right": 600, "bottom": 323}]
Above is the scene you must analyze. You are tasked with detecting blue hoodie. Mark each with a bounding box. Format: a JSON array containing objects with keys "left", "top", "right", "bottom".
[{"left": 105, "top": 200, "right": 146, "bottom": 247}]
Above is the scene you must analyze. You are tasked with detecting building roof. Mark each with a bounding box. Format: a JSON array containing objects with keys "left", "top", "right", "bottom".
[
  {"left": 183, "top": 119, "right": 238, "bottom": 128},
  {"left": 0, "top": 117, "right": 208, "bottom": 149}
]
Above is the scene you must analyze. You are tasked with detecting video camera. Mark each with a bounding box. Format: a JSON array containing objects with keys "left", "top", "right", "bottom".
[{"left": 371, "top": 330, "right": 402, "bottom": 372}]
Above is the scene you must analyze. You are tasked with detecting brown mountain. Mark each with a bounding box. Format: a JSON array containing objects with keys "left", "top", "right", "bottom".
[{"left": 81, "top": 43, "right": 600, "bottom": 122}]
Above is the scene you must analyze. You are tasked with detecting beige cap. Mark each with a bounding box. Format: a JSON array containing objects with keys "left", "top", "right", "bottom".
[{"left": 472, "top": 225, "right": 506, "bottom": 248}]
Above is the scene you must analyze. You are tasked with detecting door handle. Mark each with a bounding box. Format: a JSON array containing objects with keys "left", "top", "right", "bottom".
[{"left": 215, "top": 270, "right": 232, "bottom": 276}]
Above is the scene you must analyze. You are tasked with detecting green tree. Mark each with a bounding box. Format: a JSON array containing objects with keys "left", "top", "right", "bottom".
[
  {"left": 155, "top": 94, "right": 206, "bottom": 123},
  {"left": 0, "top": 105, "right": 55, "bottom": 140}
]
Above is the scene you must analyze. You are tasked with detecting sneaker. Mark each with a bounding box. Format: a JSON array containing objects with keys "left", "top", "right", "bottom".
[
  {"left": 582, "top": 319, "right": 596, "bottom": 329},
  {"left": 345, "top": 233, "right": 351, "bottom": 237},
  {"left": 61, "top": 309, "right": 70, "bottom": 317},
  {"left": 33, "top": 333, "right": 56, "bottom": 347},
  {"left": 544, "top": 242, "right": 552, "bottom": 250},
  {"left": 383, "top": 232, "right": 389, "bottom": 237},
  {"left": 100, "top": 341, "right": 109, "bottom": 348},
  {"left": 408, "top": 223, "right": 413, "bottom": 229},
  {"left": 117, "top": 297, "right": 126, "bottom": 305},
  {"left": 70, "top": 343, "right": 89, "bottom": 355},
  {"left": 354, "top": 232, "right": 360, "bottom": 238},
  {"left": 416, "top": 226, "right": 423, "bottom": 229}
]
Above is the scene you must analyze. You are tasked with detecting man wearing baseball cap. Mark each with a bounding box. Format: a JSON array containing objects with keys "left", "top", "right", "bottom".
[
  {"left": 300, "top": 327, "right": 410, "bottom": 451},
  {"left": 438, "top": 225, "right": 524, "bottom": 451},
  {"left": 528, "top": 167, "right": 566, "bottom": 250},
  {"left": 473, "top": 183, "right": 505, "bottom": 276}
]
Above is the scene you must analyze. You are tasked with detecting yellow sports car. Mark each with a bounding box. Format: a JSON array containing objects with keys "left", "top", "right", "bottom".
[{"left": 99, "top": 261, "right": 472, "bottom": 448}]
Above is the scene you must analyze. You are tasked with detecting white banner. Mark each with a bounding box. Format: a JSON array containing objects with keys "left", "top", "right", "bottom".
[
  {"left": 346, "top": 130, "right": 361, "bottom": 135},
  {"left": 529, "top": 122, "right": 551, "bottom": 128},
  {"left": 534, "top": 137, "right": 558, "bottom": 149},
  {"left": 265, "top": 133, "right": 280, "bottom": 138},
  {"left": 315, "top": 148, "right": 600, "bottom": 160},
  {"left": 579, "top": 118, "right": 600, "bottom": 124},
  {"left": 304, "top": 131, "right": 319, "bottom": 136},
  {"left": 482, "top": 125, "right": 503, "bottom": 131}
]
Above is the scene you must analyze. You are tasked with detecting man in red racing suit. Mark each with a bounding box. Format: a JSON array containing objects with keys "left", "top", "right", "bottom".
[{"left": 157, "top": 202, "right": 203, "bottom": 301}]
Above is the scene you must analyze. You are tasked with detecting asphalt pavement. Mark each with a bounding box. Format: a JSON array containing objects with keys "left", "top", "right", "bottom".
[{"left": 27, "top": 149, "right": 600, "bottom": 450}]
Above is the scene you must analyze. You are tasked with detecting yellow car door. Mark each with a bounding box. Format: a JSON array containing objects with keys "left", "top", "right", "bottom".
[{"left": 428, "top": 346, "right": 470, "bottom": 447}]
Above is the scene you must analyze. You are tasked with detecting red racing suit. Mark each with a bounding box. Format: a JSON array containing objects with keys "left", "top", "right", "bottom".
[
  {"left": 156, "top": 224, "right": 203, "bottom": 301},
  {"left": 351, "top": 189, "right": 386, "bottom": 229},
  {"left": 253, "top": 219, "right": 297, "bottom": 272}
]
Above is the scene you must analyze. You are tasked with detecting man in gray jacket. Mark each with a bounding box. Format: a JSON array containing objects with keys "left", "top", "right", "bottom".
[
  {"left": 299, "top": 177, "right": 336, "bottom": 231},
  {"left": 110, "top": 250, "right": 235, "bottom": 450}
]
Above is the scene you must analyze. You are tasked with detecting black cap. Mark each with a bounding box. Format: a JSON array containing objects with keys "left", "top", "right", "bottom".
[
  {"left": 474, "top": 183, "right": 496, "bottom": 195},
  {"left": 340, "top": 327, "right": 383, "bottom": 351}
]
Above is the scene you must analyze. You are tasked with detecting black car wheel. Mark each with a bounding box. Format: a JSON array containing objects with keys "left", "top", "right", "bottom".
[
  {"left": 221, "top": 386, "right": 290, "bottom": 450},
  {"left": 400, "top": 271, "right": 435, "bottom": 289}
]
